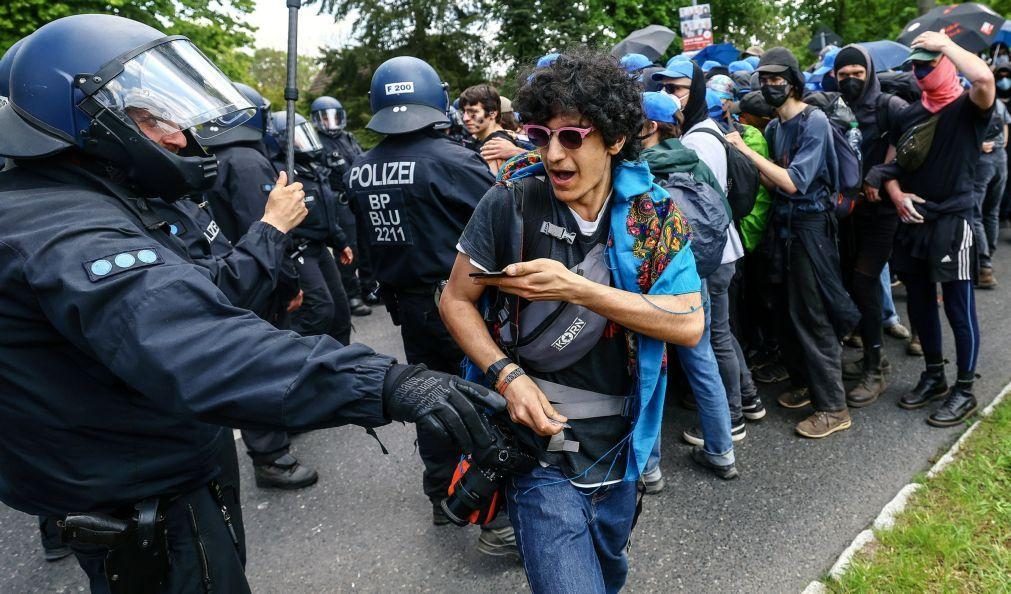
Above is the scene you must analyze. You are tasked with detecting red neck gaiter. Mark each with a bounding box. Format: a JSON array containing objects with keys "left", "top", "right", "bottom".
[{"left": 917, "top": 56, "right": 964, "bottom": 113}]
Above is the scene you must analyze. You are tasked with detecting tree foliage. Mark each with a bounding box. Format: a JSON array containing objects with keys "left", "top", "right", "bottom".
[
  {"left": 0, "top": 0, "right": 256, "bottom": 80},
  {"left": 242, "top": 48, "right": 321, "bottom": 114}
]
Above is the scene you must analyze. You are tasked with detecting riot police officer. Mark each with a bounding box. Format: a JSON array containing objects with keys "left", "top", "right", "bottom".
[
  {"left": 346, "top": 57, "right": 495, "bottom": 526},
  {"left": 201, "top": 82, "right": 319, "bottom": 490},
  {"left": 270, "top": 111, "right": 355, "bottom": 345},
  {"left": 0, "top": 15, "right": 505, "bottom": 592},
  {"left": 310, "top": 95, "right": 373, "bottom": 316}
]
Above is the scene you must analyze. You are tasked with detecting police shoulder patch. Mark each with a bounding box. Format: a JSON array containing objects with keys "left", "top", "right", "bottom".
[{"left": 83, "top": 248, "right": 164, "bottom": 282}]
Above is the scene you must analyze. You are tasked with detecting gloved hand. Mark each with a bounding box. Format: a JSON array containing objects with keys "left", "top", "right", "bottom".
[{"left": 382, "top": 364, "right": 506, "bottom": 456}]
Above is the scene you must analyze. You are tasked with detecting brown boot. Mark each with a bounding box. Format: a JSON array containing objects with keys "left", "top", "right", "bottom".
[
  {"left": 907, "top": 333, "right": 923, "bottom": 357},
  {"left": 847, "top": 371, "right": 887, "bottom": 408},
  {"left": 795, "top": 410, "right": 852, "bottom": 438},
  {"left": 978, "top": 267, "right": 998, "bottom": 289}
]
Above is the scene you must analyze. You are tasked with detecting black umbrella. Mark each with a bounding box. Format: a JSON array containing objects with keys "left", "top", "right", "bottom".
[
  {"left": 611, "top": 25, "right": 677, "bottom": 63},
  {"left": 808, "top": 25, "right": 844, "bottom": 53},
  {"left": 898, "top": 3, "right": 1005, "bottom": 54}
]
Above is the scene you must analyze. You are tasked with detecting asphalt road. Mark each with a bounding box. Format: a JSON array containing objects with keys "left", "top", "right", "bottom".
[{"left": 3, "top": 234, "right": 1011, "bottom": 593}]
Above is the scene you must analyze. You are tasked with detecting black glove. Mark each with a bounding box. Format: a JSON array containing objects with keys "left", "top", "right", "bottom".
[{"left": 382, "top": 364, "right": 506, "bottom": 456}]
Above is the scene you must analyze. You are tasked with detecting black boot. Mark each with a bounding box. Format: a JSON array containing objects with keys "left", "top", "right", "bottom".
[
  {"left": 898, "top": 363, "right": 948, "bottom": 409},
  {"left": 253, "top": 453, "right": 319, "bottom": 489},
  {"left": 847, "top": 347, "right": 888, "bottom": 408},
  {"left": 348, "top": 297, "right": 372, "bottom": 317},
  {"left": 927, "top": 376, "right": 978, "bottom": 427}
]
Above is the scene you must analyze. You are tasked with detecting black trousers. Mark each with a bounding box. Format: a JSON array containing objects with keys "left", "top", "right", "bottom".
[
  {"left": 390, "top": 290, "right": 464, "bottom": 503},
  {"left": 840, "top": 202, "right": 899, "bottom": 352},
  {"left": 336, "top": 203, "right": 363, "bottom": 301},
  {"left": 291, "top": 242, "right": 351, "bottom": 345},
  {"left": 71, "top": 484, "right": 249, "bottom": 594},
  {"left": 775, "top": 242, "right": 847, "bottom": 412}
]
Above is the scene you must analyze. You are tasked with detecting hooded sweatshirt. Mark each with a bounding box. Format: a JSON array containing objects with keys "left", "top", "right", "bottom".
[{"left": 835, "top": 44, "right": 909, "bottom": 173}]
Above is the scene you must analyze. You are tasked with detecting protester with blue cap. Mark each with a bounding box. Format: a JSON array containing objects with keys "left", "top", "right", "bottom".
[
  {"left": 702, "top": 60, "right": 722, "bottom": 73},
  {"left": 653, "top": 59, "right": 755, "bottom": 462},
  {"left": 744, "top": 55, "right": 760, "bottom": 69},
  {"left": 707, "top": 74, "right": 738, "bottom": 131},
  {"left": 638, "top": 90, "right": 739, "bottom": 490}
]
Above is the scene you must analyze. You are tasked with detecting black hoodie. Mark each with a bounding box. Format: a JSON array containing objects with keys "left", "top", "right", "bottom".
[
  {"left": 681, "top": 62, "right": 712, "bottom": 133},
  {"left": 835, "top": 44, "right": 909, "bottom": 172}
]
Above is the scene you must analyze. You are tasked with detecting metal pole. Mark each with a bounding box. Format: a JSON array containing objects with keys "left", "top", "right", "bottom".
[{"left": 285, "top": 0, "right": 301, "bottom": 179}]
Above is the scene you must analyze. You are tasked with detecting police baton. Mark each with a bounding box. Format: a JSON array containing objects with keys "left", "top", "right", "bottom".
[{"left": 284, "top": 0, "right": 301, "bottom": 180}]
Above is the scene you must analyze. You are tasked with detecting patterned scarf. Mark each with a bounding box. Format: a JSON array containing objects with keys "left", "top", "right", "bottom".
[{"left": 496, "top": 152, "right": 699, "bottom": 480}]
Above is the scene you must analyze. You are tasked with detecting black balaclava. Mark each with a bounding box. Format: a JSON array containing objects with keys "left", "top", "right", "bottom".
[
  {"left": 680, "top": 62, "right": 711, "bottom": 132},
  {"left": 833, "top": 44, "right": 883, "bottom": 130}
]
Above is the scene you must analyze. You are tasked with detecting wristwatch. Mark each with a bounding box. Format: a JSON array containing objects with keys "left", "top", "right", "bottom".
[{"left": 484, "top": 357, "right": 513, "bottom": 388}]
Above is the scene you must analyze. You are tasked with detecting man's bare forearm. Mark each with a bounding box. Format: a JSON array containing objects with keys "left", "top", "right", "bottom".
[{"left": 573, "top": 282, "right": 704, "bottom": 347}]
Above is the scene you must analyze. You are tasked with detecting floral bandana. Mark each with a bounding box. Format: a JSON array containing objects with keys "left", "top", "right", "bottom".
[{"left": 496, "top": 152, "right": 700, "bottom": 480}]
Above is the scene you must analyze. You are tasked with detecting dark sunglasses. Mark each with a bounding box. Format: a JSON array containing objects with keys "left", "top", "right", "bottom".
[
  {"left": 522, "top": 124, "right": 595, "bottom": 150},
  {"left": 662, "top": 83, "right": 692, "bottom": 95}
]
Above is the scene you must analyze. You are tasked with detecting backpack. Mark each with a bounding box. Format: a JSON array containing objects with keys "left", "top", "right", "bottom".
[
  {"left": 770, "top": 99, "right": 862, "bottom": 218},
  {"left": 657, "top": 171, "right": 730, "bottom": 278},
  {"left": 877, "top": 70, "right": 922, "bottom": 104},
  {"left": 691, "top": 127, "right": 760, "bottom": 221}
]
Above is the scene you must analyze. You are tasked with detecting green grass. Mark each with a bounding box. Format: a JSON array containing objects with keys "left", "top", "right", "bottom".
[{"left": 829, "top": 398, "right": 1011, "bottom": 594}]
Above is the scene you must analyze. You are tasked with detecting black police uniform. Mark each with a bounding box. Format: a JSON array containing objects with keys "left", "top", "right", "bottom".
[
  {"left": 0, "top": 161, "right": 396, "bottom": 592},
  {"left": 204, "top": 142, "right": 308, "bottom": 468},
  {"left": 148, "top": 195, "right": 296, "bottom": 565},
  {"left": 347, "top": 128, "right": 494, "bottom": 502},
  {"left": 274, "top": 155, "right": 353, "bottom": 345},
  {"left": 319, "top": 130, "right": 370, "bottom": 302}
]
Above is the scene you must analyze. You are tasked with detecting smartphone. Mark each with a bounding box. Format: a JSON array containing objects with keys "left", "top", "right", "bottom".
[{"left": 468, "top": 270, "right": 509, "bottom": 278}]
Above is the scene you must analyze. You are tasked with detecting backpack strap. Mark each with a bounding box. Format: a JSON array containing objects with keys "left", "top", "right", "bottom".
[{"left": 874, "top": 92, "right": 895, "bottom": 143}]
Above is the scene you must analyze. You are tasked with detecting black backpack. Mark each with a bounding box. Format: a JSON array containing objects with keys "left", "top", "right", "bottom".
[{"left": 691, "top": 127, "right": 760, "bottom": 221}]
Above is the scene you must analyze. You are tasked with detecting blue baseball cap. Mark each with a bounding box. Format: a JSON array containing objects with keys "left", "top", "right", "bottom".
[
  {"left": 728, "top": 60, "right": 754, "bottom": 74},
  {"left": 744, "top": 56, "right": 760, "bottom": 69},
  {"left": 705, "top": 89, "right": 724, "bottom": 118},
  {"left": 813, "top": 47, "right": 840, "bottom": 76},
  {"left": 652, "top": 60, "right": 694, "bottom": 81},
  {"left": 701, "top": 60, "right": 722, "bottom": 73},
  {"left": 642, "top": 91, "right": 680, "bottom": 124},
  {"left": 536, "top": 53, "right": 560, "bottom": 68},
  {"left": 667, "top": 54, "right": 691, "bottom": 68},
  {"left": 620, "top": 53, "right": 652, "bottom": 73}
]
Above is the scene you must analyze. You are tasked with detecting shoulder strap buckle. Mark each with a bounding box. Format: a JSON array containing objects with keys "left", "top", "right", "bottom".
[{"left": 540, "top": 221, "right": 576, "bottom": 244}]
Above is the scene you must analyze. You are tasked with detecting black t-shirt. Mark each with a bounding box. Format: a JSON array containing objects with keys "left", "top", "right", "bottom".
[
  {"left": 458, "top": 179, "right": 632, "bottom": 485},
  {"left": 894, "top": 93, "right": 993, "bottom": 210}
]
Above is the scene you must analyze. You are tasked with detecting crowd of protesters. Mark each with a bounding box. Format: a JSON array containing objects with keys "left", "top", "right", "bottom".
[{"left": 1, "top": 12, "right": 1005, "bottom": 592}]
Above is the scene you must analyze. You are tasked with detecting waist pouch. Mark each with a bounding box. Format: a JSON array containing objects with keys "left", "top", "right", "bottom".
[
  {"left": 500, "top": 242, "right": 611, "bottom": 372},
  {"left": 896, "top": 114, "right": 940, "bottom": 172},
  {"left": 532, "top": 377, "right": 634, "bottom": 454}
]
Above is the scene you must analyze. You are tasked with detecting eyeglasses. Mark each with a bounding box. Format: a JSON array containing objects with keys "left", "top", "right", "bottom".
[
  {"left": 662, "top": 83, "right": 692, "bottom": 95},
  {"left": 522, "top": 124, "right": 595, "bottom": 150}
]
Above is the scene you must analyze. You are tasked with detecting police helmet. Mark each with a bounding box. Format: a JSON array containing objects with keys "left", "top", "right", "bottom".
[
  {"left": 0, "top": 15, "right": 255, "bottom": 201},
  {"left": 270, "top": 111, "right": 323, "bottom": 158},
  {"left": 367, "top": 56, "right": 449, "bottom": 135},
  {"left": 310, "top": 95, "right": 346, "bottom": 134},
  {"left": 200, "top": 82, "right": 271, "bottom": 147},
  {"left": 0, "top": 36, "right": 28, "bottom": 99}
]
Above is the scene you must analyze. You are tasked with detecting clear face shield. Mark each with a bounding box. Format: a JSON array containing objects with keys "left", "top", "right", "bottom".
[
  {"left": 79, "top": 38, "right": 254, "bottom": 200},
  {"left": 91, "top": 39, "right": 254, "bottom": 143},
  {"left": 312, "top": 107, "right": 346, "bottom": 132},
  {"left": 292, "top": 120, "right": 324, "bottom": 155}
]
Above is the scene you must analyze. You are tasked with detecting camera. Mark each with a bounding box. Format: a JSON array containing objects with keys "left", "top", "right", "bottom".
[{"left": 440, "top": 418, "right": 535, "bottom": 526}]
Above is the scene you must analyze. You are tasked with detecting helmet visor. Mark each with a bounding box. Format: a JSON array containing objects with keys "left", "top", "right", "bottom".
[
  {"left": 92, "top": 39, "right": 254, "bottom": 141},
  {"left": 293, "top": 120, "right": 323, "bottom": 153},
  {"left": 313, "top": 107, "right": 345, "bottom": 131}
]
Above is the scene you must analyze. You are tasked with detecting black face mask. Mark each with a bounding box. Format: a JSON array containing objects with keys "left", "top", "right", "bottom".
[
  {"left": 761, "top": 84, "right": 791, "bottom": 108},
  {"left": 839, "top": 77, "right": 865, "bottom": 104}
]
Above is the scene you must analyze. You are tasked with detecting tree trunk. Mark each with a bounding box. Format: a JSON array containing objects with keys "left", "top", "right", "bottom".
[{"left": 917, "top": 0, "right": 935, "bottom": 16}]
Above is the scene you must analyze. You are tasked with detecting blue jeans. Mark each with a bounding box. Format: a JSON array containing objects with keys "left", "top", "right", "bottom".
[
  {"left": 508, "top": 465, "right": 639, "bottom": 594},
  {"left": 880, "top": 264, "right": 900, "bottom": 328},
  {"left": 646, "top": 279, "right": 735, "bottom": 472}
]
